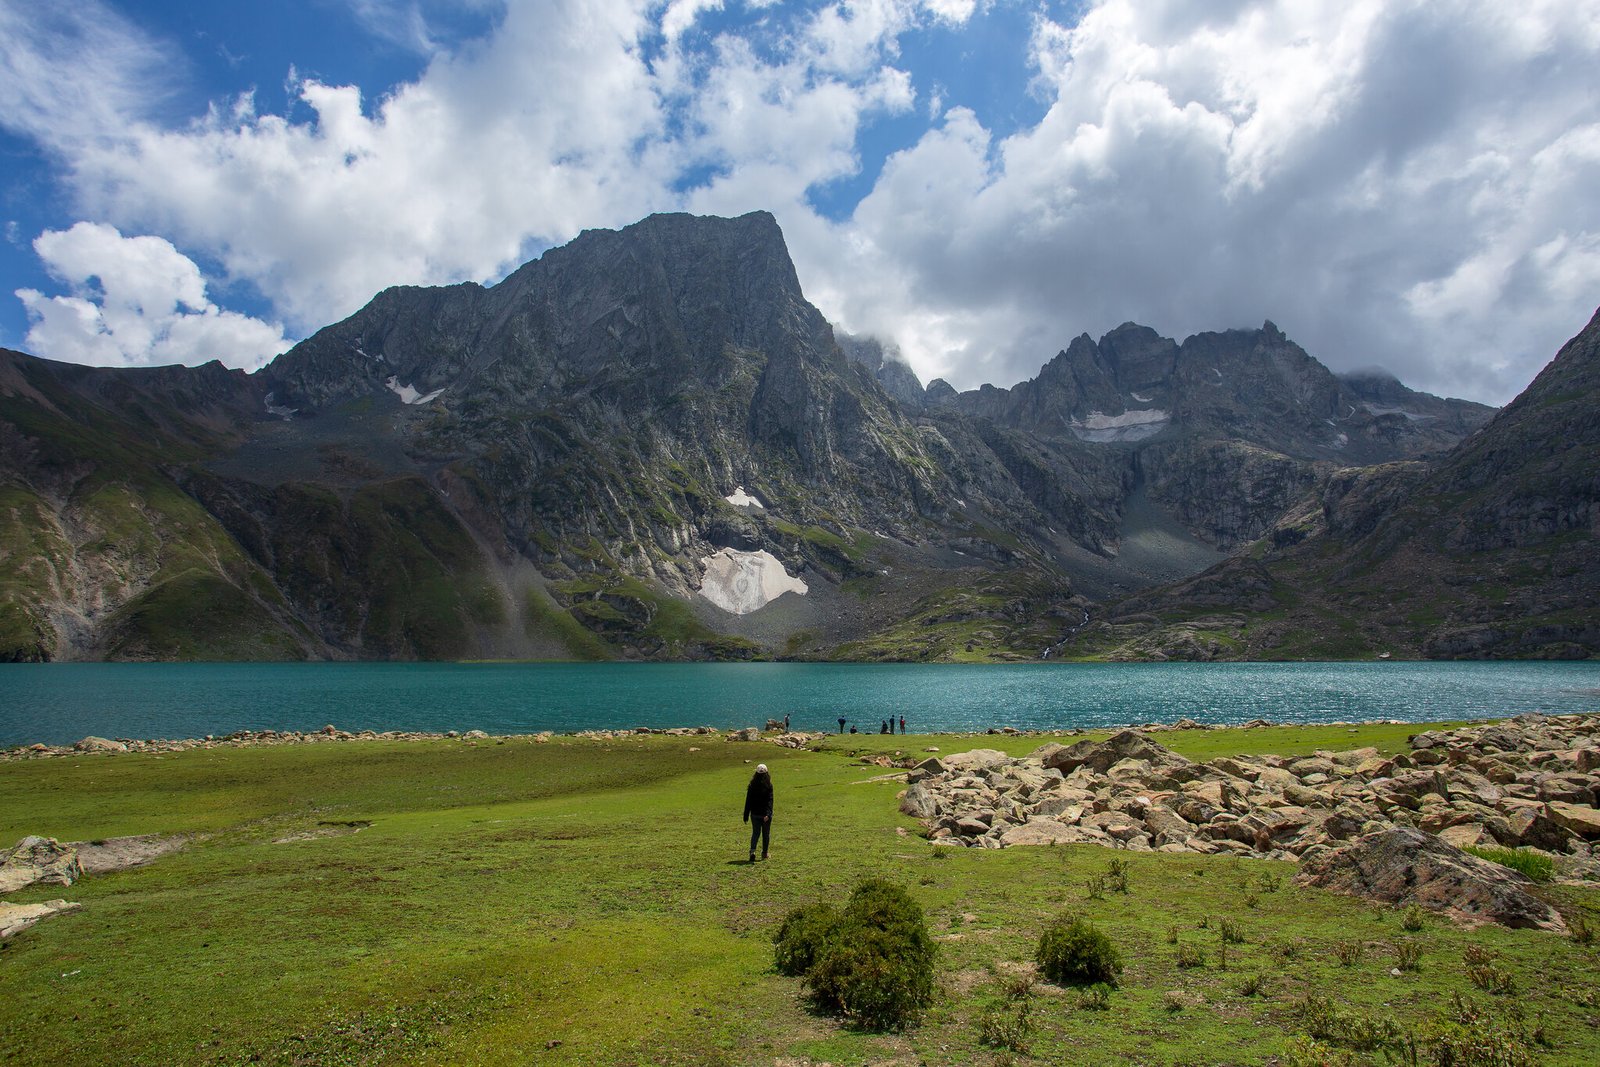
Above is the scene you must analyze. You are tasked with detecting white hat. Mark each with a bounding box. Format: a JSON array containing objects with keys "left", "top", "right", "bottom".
[{"left": 756, "top": 764, "right": 768, "bottom": 774}]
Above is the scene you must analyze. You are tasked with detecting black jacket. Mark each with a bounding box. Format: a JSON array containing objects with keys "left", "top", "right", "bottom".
[{"left": 743, "top": 773, "right": 773, "bottom": 822}]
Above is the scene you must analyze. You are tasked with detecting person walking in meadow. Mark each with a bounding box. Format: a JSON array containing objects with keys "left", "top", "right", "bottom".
[{"left": 743, "top": 764, "right": 773, "bottom": 862}]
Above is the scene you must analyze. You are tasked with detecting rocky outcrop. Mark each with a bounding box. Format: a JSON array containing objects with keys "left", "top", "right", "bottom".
[
  {"left": 0, "top": 836, "right": 81, "bottom": 893},
  {"left": 899, "top": 714, "right": 1600, "bottom": 913},
  {"left": 0, "top": 899, "right": 81, "bottom": 940},
  {"left": 1294, "top": 827, "right": 1566, "bottom": 931}
]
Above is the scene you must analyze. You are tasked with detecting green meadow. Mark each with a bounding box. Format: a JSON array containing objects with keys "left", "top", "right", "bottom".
[{"left": 2, "top": 723, "right": 1597, "bottom": 1066}]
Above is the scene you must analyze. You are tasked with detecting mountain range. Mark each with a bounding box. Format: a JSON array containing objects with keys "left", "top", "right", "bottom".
[{"left": 1, "top": 210, "right": 1590, "bottom": 663}]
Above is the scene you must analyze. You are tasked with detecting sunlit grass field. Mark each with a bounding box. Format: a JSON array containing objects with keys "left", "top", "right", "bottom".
[{"left": 2, "top": 722, "right": 1597, "bottom": 1065}]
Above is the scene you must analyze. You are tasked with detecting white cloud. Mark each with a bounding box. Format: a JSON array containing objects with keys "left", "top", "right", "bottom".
[
  {"left": 662, "top": 0, "right": 724, "bottom": 42},
  {"left": 0, "top": 0, "right": 176, "bottom": 146},
  {"left": 817, "top": 0, "right": 1600, "bottom": 403},
  {"left": 2, "top": 0, "right": 1596, "bottom": 403},
  {"left": 16, "top": 223, "right": 289, "bottom": 369}
]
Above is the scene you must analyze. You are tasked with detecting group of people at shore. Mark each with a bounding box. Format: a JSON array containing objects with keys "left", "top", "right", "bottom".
[{"left": 833, "top": 715, "right": 907, "bottom": 734}]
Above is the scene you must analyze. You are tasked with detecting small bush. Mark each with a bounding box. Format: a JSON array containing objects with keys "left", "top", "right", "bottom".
[
  {"left": 977, "top": 996, "right": 1033, "bottom": 1053},
  {"left": 1238, "top": 972, "right": 1266, "bottom": 997},
  {"left": 1467, "top": 963, "right": 1518, "bottom": 996},
  {"left": 1077, "top": 982, "right": 1113, "bottom": 1011},
  {"left": 1570, "top": 913, "right": 1594, "bottom": 946},
  {"left": 1394, "top": 940, "right": 1423, "bottom": 972},
  {"left": 1105, "top": 857, "right": 1130, "bottom": 894},
  {"left": 1175, "top": 943, "right": 1205, "bottom": 969},
  {"left": 1401, "top": 905, "right": 1425, "bottom": 932},
  {"left": 773, "top": 902, "right": 840, "bottom": 977},
  {"left": 1281, "top": 1035, "right": 1361, "bottom": 1067},
  {"left": 1162, "top": 990, "right": 1186, "bottom": 1014},
  {"left": 1334, "top": 940, "right": 1363, "bottom": 967},
  {"left": 1219, "top": 918, "right": 1245, "bottom": 944},
  {"left": 1462, "top": 845, "right": 1553, "bottom": 883},
  {"left": 1165, "top": 924, "right": 1179, "bottom": 945},
  {"left": 1243, "top": 892, "right": 1260, "bottom": 909},
  {"left": 1294, "top": 994, "right": 1404, "bottom": 1052},
  {"left": 1256, "top": 871, "right": 1282, "bottom": 893},
  {"left": 1035, "top": 916, "right": 1123, "bottom": 987},
  {"left": 778, "top": 879, "right": 936, "bottom": 1031},
  {"left": 1084, "top": 875, "right": 1106, "bottom": 900},
  {"left": 997, "top": 972, "right": 1035, "bottom": 1001}
]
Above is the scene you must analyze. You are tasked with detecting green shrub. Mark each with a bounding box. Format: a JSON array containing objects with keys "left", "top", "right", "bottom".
[
  {"left": 1035, "top": 916, "right": 1123, "bottom": 987},
  {"left": 1467, "top": 963, "right": 1518, "bottom": 996},
  {"left": 1334, "top": 940, "right": 1363, "bottom": 966},
  {"left": 1077, "top": 982, "right": 1113, "bottom": 1011},
  {"left": 798, "top": 879, "right": 936, "bottom": 1031},
  {"left": 1401, "top": 905, "right": 1425, "bottom": 932},
  {"left": 1176, "top": 943, "right": 1205, "bottom": 969},
  {"left": 1462, "top": 845, "right": 1554, "bottom": 883},
  {"left": 977, "top": 995, "right": 1034, "bottom": 1053},
  {"left": 773, "top": 902, "right": 840, "bottom": 977}
]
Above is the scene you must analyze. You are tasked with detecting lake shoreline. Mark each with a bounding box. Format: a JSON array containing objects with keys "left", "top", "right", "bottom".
[{"left": 1, "top": 713, "right": 1501, "bottom": 762}]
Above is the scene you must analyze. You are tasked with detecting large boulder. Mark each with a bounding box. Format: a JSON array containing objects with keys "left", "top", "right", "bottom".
[
  {"left": 0, "top": 837, "right": 82, "bottom": 894},
  {"left": 74, "top": 736, "right": 126, "bottom": 752},
  {"left": 1545, "top": 801, "right": 1600, "bottom": 839},
  {"left": 941, "top": 748, "right": 1011, "bottom": 772},
  {"left": 999, "top": 819, "right": 1090, "bottom": 846},
  {"left": 1043, "top": 731, "right": 1189, "bottom": 776},
  {"left": 899, "top": 784, "right": 940, "bottom": 820},
  {"left": 1295, "top": 827, "right": 1567, "bottom": 932}
]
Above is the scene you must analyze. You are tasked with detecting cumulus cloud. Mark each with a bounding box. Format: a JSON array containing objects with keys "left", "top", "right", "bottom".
[
  {"left": 16, "top": 223, "right": 290, "bottom": 369},
  {"left": 2, "top": 0, "right": 1596, "bottom": 403},
  {"left": 823, "top": 0, "right": 1600, "bottom": 403}
]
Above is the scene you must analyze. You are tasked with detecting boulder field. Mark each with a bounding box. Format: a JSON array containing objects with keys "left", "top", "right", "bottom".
[{"left": 900, "top": 714, "right": 1600, "bottom": 926}]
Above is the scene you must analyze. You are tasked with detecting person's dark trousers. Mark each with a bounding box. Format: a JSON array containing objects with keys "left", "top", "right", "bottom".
[{"left": 749, "top": 818, "right": 770, "bottom": 858}]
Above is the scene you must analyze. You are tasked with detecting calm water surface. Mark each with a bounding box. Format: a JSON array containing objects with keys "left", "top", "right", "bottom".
[{"left": 3, "top": 661, "right": 1599, "bottom": 746}]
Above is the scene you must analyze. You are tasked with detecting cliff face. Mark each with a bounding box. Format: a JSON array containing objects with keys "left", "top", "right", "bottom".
[
  {"left": 1066, "top": 307, "right": 1600, "bottom": 661},
  {"left": 928, "top": 320, "right": 1493, "bottom": 552}
]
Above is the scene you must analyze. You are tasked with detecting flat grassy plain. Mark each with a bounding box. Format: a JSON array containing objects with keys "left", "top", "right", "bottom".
[{"left": 2, "top": 723, "right": 1598, "bottom": 1066}]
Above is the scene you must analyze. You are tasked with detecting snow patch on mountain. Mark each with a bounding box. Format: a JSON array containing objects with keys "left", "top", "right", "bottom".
[
  {"left": 698, "top": 549, "right": 807, "bottom": 615},
  {"left": 1071, "top": 408, "right": 1171, "bottom": 443},
  {"left": 386, "top": 377, "right": 445, "bottom": 405}
]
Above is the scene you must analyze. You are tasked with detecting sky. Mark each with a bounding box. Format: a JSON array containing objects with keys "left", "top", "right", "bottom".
[{"left": 1, "top": 1, "right": 1597, "bottom": 406}]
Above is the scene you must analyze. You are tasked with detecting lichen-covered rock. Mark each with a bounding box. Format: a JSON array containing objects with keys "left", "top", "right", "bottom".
[
  {"left": 0, "top": 837, "right": 81, "bottom": 894},
  {"left": 1294, "top": 827, "right": 1566, "bottom": 932}
]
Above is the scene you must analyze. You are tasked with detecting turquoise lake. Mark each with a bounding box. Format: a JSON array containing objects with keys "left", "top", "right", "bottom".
[{"left": 3, "top": 661, "right": 1599, "bottom": 746}]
